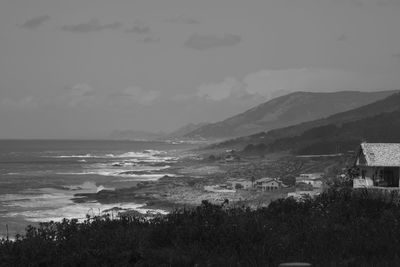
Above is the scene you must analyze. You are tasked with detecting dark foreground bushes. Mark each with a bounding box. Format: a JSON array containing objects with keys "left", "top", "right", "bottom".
[{"left": 2, "top": 188, "right": 400, "bottom": 266}]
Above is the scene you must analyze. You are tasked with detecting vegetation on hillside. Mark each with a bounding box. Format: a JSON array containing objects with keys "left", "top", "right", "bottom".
[
  {"left": 266, "top": 109, "right": 400, "bottom": 154},
  {"left": 187, "top": 90, "right": 397, "bottom": 139},
  {"left": 2, "top": 188, "right": 400, "bottom": 266},
  {"left": 213, "top": 92, "right": 400, "bottom": 153}
]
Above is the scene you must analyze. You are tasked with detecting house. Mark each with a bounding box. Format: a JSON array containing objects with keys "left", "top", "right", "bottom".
[
  {"left": 255, "top": 177, "right": 286, "bottom": 191},
  {"left": 223, "top": 154, "right": 240, "bottom": 163},
  {"left": 224, "top": 155, "right": 235, "bottom": 162},
  {"left": 353, "top": 143, "right": 400, "bottom": 188},
  {"left": 295, "top": 173, "right": 324, "bottom": 188}
]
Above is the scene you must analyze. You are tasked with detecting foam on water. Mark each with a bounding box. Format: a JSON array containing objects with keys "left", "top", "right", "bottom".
[
  {"left": 56, "top": 170, "right": 173, "bottom": 180},
  {"left": 1, "top": 183, "right": 168, "bottom": 223},
  {"left": 0, "top": 141, "right": 189, "bottom": 234},
  {"left": 45, "top": 150, "right": 173, "bottom": 160},
  {"left": 6, "top": 201, "right": 168, "bottom": 223}
]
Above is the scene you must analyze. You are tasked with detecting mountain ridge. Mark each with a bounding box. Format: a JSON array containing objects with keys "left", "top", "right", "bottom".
[
  {"left": 184, "top": 90, "right": 398, "bottom": 140},
  {"left": 215, "top": 92, "right": 400, "bottom": 154}
]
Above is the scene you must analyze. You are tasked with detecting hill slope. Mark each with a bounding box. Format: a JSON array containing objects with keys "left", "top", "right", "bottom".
[
  {"left": 185, "top": 90, "right": 398, "bottom": 140},
  {"left": 167, "top": 122, "right": 209, "bottom": 139},
  {"left": 268, "top": 107, "right": 400, "bottom": 155},
  {"left": 219, "top": 92, "right": 400, "bottom": 154}
]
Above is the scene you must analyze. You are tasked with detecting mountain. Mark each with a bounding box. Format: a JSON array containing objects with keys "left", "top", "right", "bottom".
[
  {"left": 109, "top": 122, "right": 209, "bottom": 141},
  {"left": 268, "top": 107, "right": 400, "bottom": 155},
  {"left": 217, "top": 92, "right": 400, "bottom": 154},
  {"left": 184, "top": 90, "right": 398, "bottom": 140},
  {"left": 167, "top": 122, "right": 209, "bottom": 138}
]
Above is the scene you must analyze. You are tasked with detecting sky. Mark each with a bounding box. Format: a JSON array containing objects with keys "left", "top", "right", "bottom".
[{"left": 0, "top": 0, "right": 400, "bottom": 139}]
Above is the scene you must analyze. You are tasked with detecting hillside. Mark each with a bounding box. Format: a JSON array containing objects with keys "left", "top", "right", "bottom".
[
  {"left": 267, "top": 108, "right": 400, "bottom": 155},
  {"left": 109, "top": 122, "right": 209, "bottom": 141},
  {"left": 214, "top": 92, "right": 400, "bottom": 150},
  {"left": 167, "top": 122, "right": 209, "bottom": 139},
  {"left": 184, "top": 90, "right": 398, "bottom": 140}
]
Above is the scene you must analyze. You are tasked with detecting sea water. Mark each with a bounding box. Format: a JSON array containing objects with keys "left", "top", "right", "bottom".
[{"left": 0, "top": 140, "right": 196, "bottom": 237}]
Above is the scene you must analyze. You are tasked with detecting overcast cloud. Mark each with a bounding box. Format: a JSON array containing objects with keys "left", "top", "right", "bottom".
[
  {"left": 61, "top": 19, "right": 122, "bottom": 33},
  {"left": 184, "top": 33, "right": 242, "bottom": 50},
  {"left": 1, "top": 0, "right": 400, "bottom": 138},
  {"left": 20, "top": 15, "right": 51, "bottom": 29}
]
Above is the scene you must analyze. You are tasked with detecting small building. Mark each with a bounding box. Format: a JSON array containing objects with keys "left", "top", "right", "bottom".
[
  {"left": 353, "top": 143, "right": 400, "bottom": 188},
  {"left": 255, "top": 177, "right": 286, "bottom": 191},
  {"left": 295, "top": 173, "right": 324, "bottom": 188},
  {"left": 223, "top": 154, "right": 240, "bottom": 163}
]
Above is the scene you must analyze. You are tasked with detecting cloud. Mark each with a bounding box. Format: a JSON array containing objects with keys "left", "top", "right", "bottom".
[
  {"left": 138, "top": 36, "right": 161, "bottom": 43},
  {"left": 336, "top": 33, "right": 349, "bottom": 42},
  {"left": 335, "top": 0, "right": 365, "bottom": 6},
  {"left": 332, "top": 0, "right": 400, "bottom": 7},
  {"left": 67, "top": 83, "right": 96, "bottom": 97},
  {"left": 62, "top": 83, "right": 97, "bottom": 107},
  {"left": 114, "top": 86, "right": 160, "bottom": 105},
  {"left": 20, "top": 15, "right": 51, "bottom": 29},
  {"left": 196, "top": 77, "right": 244, "bottom": 101},
  {"left": 0, "top": 96, "right": 38, "bottom": 110},
  {"left": 61, "top": 19, "right": 122, "bottom": 33},
  {"left": 376, "top": 0, "right": 400, "bottom": 6},
  {"left": 165, "top": 16, "right": 200, "bottom": 24},
  {"left": 184, "top": 33, "right": 242, "bottom": 50},
  {"left": 191, "top": 68, "right": 400, "bottom": 105},
  {"left": 125, "top": 25, "right": 151, "bottom": 34}
]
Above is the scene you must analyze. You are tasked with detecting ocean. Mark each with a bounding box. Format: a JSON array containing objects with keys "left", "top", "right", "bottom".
[{"left": 0, "top": 140, "right": 196, "bottom": 237}]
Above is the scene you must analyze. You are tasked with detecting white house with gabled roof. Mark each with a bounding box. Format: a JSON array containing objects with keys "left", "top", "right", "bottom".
[
  {"left": 255, "top": 177, "right": 287, "bottom": 191},
  {"left": 295, "top": 173, "right": 324, "bottom": 188},
  {"left": 353, "top": 143, "right": 400, "bottom": 188}
]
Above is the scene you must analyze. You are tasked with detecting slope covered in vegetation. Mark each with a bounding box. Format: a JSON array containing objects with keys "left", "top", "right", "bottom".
[
  {"left": 265, "top": 108, "right": 400, "bottom": 154},
  {"left": 186, "top": 90, "right": 397, "bottom": 140},
  {"left": 2, "top": 188, "right": 400, "bottom": 266},
  {"left": 216, "top": 93, "right": 400, "bottom": 152}
]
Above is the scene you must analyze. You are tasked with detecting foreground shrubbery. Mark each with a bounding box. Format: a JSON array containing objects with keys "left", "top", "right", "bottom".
[{"left": 2, "top": 188, "right": 400, "bottom": 266}]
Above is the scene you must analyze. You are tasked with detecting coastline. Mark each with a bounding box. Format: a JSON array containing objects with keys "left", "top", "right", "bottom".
[{"left": 71, "top": 153, "right": 302, "bottom": 214}]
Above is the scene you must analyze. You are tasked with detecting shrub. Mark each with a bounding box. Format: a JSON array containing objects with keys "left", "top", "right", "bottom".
[{"left": 2, "top": 189, "right": 400, "bottom": 266}]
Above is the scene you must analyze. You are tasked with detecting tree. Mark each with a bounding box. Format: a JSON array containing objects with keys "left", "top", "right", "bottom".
[{"left": 235, "top": 183, "right": 243, "bottom": 190}]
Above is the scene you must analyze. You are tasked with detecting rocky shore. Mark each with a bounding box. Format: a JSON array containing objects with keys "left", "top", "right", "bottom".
[{"left": 72, "top": 151, "right": 342, "bottom": 214}]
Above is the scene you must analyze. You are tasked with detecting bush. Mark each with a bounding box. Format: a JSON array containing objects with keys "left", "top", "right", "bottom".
[
  {"left": 235, "top": 183, "right": 244, "bottom": 190},
  {"left": 2, "top": 189, "right": 400, "bottom": 266}
]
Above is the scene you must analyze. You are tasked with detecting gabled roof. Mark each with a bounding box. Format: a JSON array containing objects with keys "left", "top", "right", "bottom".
[
  {"left": 255, "top": 177, "right": 274, "bottom": 183},
  {"left": 297, "top": 173, "right": 324, "bottom": 180},
  {"left": 256, "top": 177, "right": 283, "bottom": 184},
  {"left": 357, "top": 143, "right": 400, "bottom": 167}
]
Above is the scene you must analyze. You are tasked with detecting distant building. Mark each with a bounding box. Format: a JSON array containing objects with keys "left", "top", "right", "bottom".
[
  {"left": 353, "top": 143, "right": 400, "bottom": 188},
  {"left": 255, "top": 177, "right": 286, "bottom": 191},
  {"left": 223, "top": 154, "right": 240, "bottom": 163},
  {"left": 295, "top": 173, "right": 324, "bottom": 188}
]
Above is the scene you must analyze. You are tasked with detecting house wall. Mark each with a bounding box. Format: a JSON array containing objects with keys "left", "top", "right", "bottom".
[
  {"left": 296, "top": 179, "right": 322, "bottom": 188},
  {"left": 353, "top": 166, "right": 374, "bottom": 188},
  {"left": 260, "top": 181, "right": 280, "bottom": 191},
  {"left": 311, "top": 180, "right": 323, "bottom": 188},
  {"left": 355, "top": 166, "right": 400, "bottom": 188}
]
